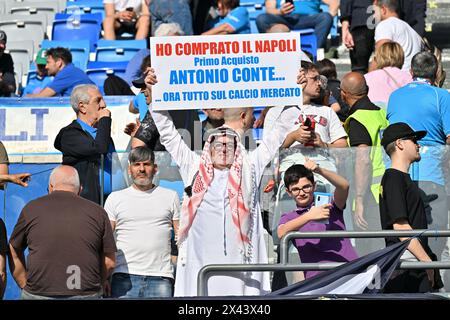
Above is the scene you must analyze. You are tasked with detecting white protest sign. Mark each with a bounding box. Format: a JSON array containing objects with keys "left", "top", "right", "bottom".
[{"left": 150, "top": 33, "right": 302, "bottom": 110}]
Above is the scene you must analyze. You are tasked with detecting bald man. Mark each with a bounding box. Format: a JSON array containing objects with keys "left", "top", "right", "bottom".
[
  {"left": 9, "top": 165, "right": 116, "bottom": 299},
  {"left": 341, "top": 72, "right": 389, "bottom": 255}
]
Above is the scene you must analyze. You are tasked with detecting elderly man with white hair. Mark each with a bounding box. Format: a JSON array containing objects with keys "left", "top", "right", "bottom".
[
  {"left": 9, "top": 165, "right": 117, "bottom": 299},
  {"left": 54, "top": 84, "right": 115, "bottom": 205}
]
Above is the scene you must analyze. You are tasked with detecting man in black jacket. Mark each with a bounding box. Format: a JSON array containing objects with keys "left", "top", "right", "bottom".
[{"left": 54, "top": 84, "right": 114, "bottom": 205}]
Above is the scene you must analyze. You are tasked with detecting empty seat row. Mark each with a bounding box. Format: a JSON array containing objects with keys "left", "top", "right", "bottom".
[{"left": 0, "top": 0, "right": 66, "bottom": 12}]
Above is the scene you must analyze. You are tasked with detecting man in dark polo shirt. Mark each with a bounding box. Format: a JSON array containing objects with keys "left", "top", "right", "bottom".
[{"left": 8, "top": 165, "right": 116, "bottom": 299}]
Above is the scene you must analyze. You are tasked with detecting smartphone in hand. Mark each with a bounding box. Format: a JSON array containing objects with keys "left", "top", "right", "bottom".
[{"left": 314, "top": 192, "right": 332, "bottom": 224}]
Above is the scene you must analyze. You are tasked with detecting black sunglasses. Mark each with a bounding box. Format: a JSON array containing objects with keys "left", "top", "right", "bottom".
[{"left": 401, "top": 136, "right": 419, "bottom": 144}]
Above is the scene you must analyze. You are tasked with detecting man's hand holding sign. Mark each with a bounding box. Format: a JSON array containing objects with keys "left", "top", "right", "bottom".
[{"left": 149, "top": 33, "right": 303, "bottom": 110}]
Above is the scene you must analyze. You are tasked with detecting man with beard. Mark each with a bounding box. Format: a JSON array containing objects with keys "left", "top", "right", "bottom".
[
  {"left": 26, "top": 47, "right": 94, "bottom": 97},
  {"left": 104, "top": 146, "right": 180, "bottom": 298}
]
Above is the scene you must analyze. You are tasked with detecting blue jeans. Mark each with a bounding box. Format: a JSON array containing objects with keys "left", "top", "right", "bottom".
[
  {"left": 111, "top": 273, "right": 173, "bottom": 298},
  {"left": 256, "top": 12, "right": 333, "bottom": 48}
]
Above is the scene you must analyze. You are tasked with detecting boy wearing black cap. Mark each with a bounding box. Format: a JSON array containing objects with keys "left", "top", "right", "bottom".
[{"left": 379, "top": 122, "right": 443, "bottom": 293}]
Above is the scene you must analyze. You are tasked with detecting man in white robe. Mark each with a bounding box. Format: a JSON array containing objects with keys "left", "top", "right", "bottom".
[{"left": 144, "top": 69, "right": 305, "bottom": 297}]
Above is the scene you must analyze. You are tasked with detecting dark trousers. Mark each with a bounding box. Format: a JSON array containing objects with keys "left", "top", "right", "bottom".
[
  {"left": 103, "top": 74, "right": 134, "bottom": 96},
  {"left": 349, "top": 27, "right": 374, "bottom": 74},
  {"left": 383, "top": 270, "right": 431, "bottom": 293}
]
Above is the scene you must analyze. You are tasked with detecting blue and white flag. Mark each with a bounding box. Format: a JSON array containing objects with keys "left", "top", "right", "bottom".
[{"left": 270, "top": 240, "right": 411, "bottom": 296}]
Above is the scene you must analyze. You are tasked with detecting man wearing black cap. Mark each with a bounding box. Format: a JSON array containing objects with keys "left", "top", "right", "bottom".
[
  {"left": 379, "top": 122, "right": 443, "bottom": 293},
  {"left": 0, "top": 30, "right": 16, "bottom": 97}
]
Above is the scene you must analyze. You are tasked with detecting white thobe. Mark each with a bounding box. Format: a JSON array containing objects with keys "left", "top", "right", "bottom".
[{"left": 150, "top": 106, "right": 298, "bottom": 297}]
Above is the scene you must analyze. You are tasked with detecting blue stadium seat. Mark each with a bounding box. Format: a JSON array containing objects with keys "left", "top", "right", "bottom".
[
  {"left": 95, "top": 39, "right": 147, "bottom": 62},
  {"left": 40, "top": 40, "right": 90, "bottom": 70},
  {"left": 292, "top": 28, "right": 318, "bottom": 62},
  {"left": 246, "top": 5, "right": 266, "bottom": 34},
  {"left": 52, "top": 13, "right": 102, "bottom": 52},
  {"left": 54, "top": 12, "right": 103, "bottom": 26},
  {"left": 65, "top": 0, "right": 105, "bottom": 19},
  {"left": 86, "top": 61, "right": 128, "bottom": 93}
]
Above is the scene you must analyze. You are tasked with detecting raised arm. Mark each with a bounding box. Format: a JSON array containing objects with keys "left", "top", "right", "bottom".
[
  {"left": 252, "top": 105, "right": 299, "bottom": 178},
  {"left": 144, "top": 69, "right": 197, "bottom": 183},
  {"left": 304, "top": 158, "right": 350, "bottom": 211}
]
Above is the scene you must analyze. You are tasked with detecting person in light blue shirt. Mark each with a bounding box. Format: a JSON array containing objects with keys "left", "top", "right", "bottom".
[
  {"left": 26, "top": 47, "right": 94, "bottom": 97},
  {"left": 203, "top": 0, "right": 250, "bottom": 35},
  {"left": 256, "top": 0, "right": 338, "bottom": 48},
  {"left": 387, "top": 52, "right": 450, "bottom": 274},
  {"left": 124, "top": 48, "right": 150, "bottom": 86}
]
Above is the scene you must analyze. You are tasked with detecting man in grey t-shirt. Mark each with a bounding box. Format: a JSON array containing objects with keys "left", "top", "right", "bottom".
[{"left": 105, "top": 146, "right": 180, "bottom": 298}]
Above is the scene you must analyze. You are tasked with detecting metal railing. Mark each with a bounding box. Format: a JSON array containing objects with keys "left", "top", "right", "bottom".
[{"left": 197, "top": 230, "right": 450, "bottom": 296}]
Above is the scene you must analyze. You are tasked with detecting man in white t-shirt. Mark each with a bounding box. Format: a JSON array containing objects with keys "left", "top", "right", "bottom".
[
  {"left": 103, "top": 0, "right": 150, "bottom": 40},
  {"left": 264, "top": 61, "right": 347, "bottom": 178},
  {"left": 374, "top": 0, "right": 423, "bottom": 71},
  {"left": 105, "top": 146, "right": 180, "bottom": 298}
]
